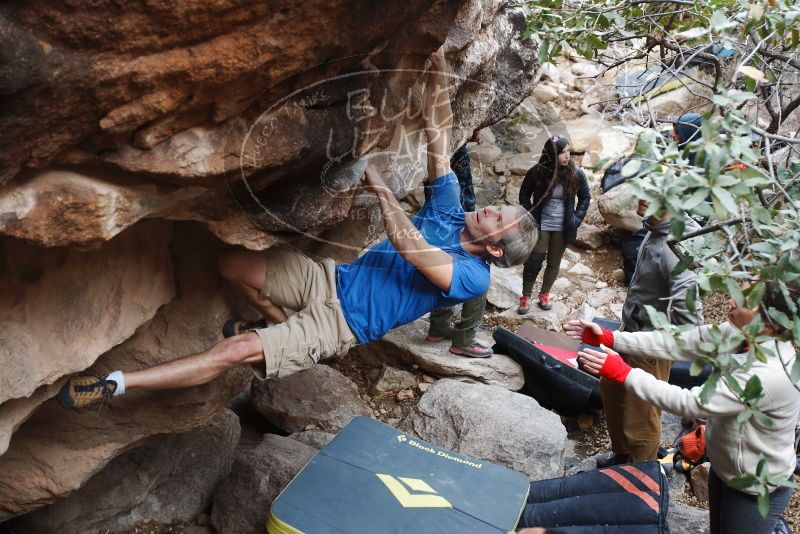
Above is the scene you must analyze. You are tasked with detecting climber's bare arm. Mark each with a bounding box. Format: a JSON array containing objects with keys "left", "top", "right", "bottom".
[
  {"left": 423, "top": 46, "right": 453, "bottom": 183},
  {"left": 361, "top": 165, "right": 453, "bottom": 291}
]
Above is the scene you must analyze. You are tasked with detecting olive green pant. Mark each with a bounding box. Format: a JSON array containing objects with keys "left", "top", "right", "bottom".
[
  {"left": 428, "top": 294, "right": 487, "bottom": 347},
  {"left": 600, "top": 355, "right": 673, "bottom": 461},
  {"left": 522, "top": 231, "right": 567, "bottom": 297}
]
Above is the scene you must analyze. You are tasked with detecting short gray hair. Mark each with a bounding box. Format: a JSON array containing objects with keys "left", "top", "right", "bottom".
[{"left": 487, "top": 206, "right": 538, "bottom": 268}]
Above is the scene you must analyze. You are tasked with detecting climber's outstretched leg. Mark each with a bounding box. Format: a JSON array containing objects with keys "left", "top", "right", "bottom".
[
  {"left": 57, "top": 247, "right": 357, "bottom": 410},
  {"left": 57, "top": 333, "right": 264, "bottom": 408}
]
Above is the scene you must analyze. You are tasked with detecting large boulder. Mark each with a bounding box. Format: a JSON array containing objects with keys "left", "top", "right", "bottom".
[
  {"left": 401, "top": 379, "right": 567, "bottom": 480},
  {"left": 0, "top": 220, "right": 174, "bottom": 457},
  {"left": 573, "top": 223, "right": 606, "bottom": 249},
  {"left": 211, "top": 434, "right": 318, "bottom": 534},
  {"left": 494, "top": 152, "right": 539, "bottom": 175},
  {"left": 598, "top": 182, "right": 644, "bottom": 232},
  {"left": 486, "top": 265, "right": 524, "bottom": 309},
  {"left": 580, "top": 128, "right": 637, "bottom": 170},
  {"left": 0, "top": 0, "right": 544, "bottom": 521},
  {"left": 1, "top": 0, "right": 538, "bottom": 252},
  {"left": 0, "top": 223, "right": 251, "bottom": 521},
  {"left": 250, "top": 365, "right": 373, "bottom": 433},
  {"left": 497, "top": 300, "right": 571, "bottom": 331},
  {"left": 667, "top": 503, "right": 710, "bottom": 534},
  {"left": 564, "top": 115, "right": 611, "bottom": 153},
  {"left": 7, "top": 410, "right": 240, "bottom": 534},
  {"left": 361, "top": 318, "right": 525, "bottom": 390}
]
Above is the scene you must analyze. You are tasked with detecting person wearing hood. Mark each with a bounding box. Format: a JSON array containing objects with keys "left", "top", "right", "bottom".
[
  {"left": 518, "top": 136, "right": 590, "bottom": 313},
  {"left": 595, "top": 199, "right": 704, "bottom": 468},
  {"left": 673, "top": 112, "right": 702, "bottom": 165}
]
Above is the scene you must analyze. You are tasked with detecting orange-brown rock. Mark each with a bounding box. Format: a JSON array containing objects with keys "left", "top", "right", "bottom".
[
  {"left": 1, "top": 0, "right": 537, "bottom": 250},
  {"left": 0, "top": 220, "right": 174, "bottom": 456},
  {"left": 0, "top": 0, "right": 539, "bottom": 522},
  {"left": 0, "top": 223, "right": 250, "bottom": 520}
]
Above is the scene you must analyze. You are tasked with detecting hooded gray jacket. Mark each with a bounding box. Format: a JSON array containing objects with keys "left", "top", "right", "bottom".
[{"left": 622, "top": 218, "right": 703, "bottom": 331}]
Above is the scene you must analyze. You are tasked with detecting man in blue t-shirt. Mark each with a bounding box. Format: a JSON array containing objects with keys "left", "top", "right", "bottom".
[{"left": 58, "top": 48, "right": 538, "bottom": 409}]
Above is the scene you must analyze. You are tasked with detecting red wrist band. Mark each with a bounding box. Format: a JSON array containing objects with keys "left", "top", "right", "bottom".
[
  {"left": 599, "top": 354, "right": 632, "bottom": 383},
  {"left": 583, "top": 326, "right": 615, "bottom": 348}
]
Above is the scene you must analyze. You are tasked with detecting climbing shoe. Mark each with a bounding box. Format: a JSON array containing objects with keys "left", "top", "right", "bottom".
[
  {"left": 538, "top": 292, "right": 553, "bottom": 311},
  {"left": 518, "top": 295, "right": 531, "bottom": 315},
  {"left": 222, "top": 318, "right": 267, "bottom": 338},
  {"left": 57, "top": 373, "right": 117, "bottom": 410}
]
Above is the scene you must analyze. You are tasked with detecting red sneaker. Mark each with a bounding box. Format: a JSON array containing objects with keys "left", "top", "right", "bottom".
[
  {"left": 518, "top": 295, "right": 530, "bottom": 315},
  {"left": 538, "top": 291, "right": 553, "bottom": 310}
]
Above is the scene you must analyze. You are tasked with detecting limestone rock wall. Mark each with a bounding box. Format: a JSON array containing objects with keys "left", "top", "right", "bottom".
[{"left": 0, "top": 0, "right": 538, "bottom": 524}]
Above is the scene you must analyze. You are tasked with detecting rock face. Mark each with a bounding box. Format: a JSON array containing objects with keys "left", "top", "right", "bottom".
[
  {"left": 1, "top": 0, "right": 538, "bottom": 252},
  {"left": 211, "top": 434, "right": 318, "bottom": 534},
  {"left": 0, "top": 224, "right": 251, "bottom": 521},
  {"left": 598, "top": 182, "right": 643, "bottom": 232},
  {"left": 667, "top": 503, "right": 710, "bottom": 534},
  {"left": 0, "top": 220, "right": 174, "bottom": 457},
  {"left": 362, "top": 318, "right": 525, "bottom": 390},
  {"left": 402, "top": 379, "right": 567, "bottom": 480},
  {"left": 251, "top": 364, "right": 373, "bottom": 433},
  {"left": 373, "top": 367, "right": 418, "bottom": 393},
  {"left": 7, "top": 410, "right": 240, "bottom": 534},
  {"left": 486, "top": 265, "right": 524, "bottom": 309},
  {"left": 0, "top": 0, "right": 541, "bottom": 522}
]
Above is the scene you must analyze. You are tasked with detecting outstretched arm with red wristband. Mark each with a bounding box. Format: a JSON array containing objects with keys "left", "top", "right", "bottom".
[{"left": 578, "top": 345, "right": 632, "bottom": 383}]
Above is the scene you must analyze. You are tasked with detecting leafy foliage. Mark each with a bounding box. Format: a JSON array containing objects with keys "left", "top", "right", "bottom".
[{"left": 526, "top": 0, "right": 800, "bottom": 508}]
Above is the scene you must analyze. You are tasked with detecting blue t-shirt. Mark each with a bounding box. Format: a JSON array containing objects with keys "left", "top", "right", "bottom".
[{"left": 336, "top": 173, "right": 490, "bottom": 343}]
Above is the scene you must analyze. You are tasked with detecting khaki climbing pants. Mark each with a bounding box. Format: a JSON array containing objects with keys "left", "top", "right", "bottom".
[
  {"left": 252, "top": 248, "right": 357, "bottom": 380},
  {"left": 600, "top": 355, "right": 673, "bottom": 462}
]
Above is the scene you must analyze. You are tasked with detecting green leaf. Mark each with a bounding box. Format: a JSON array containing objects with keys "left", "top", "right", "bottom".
[
  {"left": 676, "top": 27, "right": 709, "bottom": 39},
  {"left": 621, "top": 159, "right": 642, "bottom": 178},
  {"left": 670, "top": 217, "right": 686, "bottom": 240},
  {"left": 746, "top": 281, "right": 766, "bottom": 308},
  {"left": 671, "top": 254, "right": 694, "bottom": 277},
  {"left": 757, "top": 492, "right": 770, "bottom": 518},
  {"left": 737, "top": 409, "right": 753, "bottom": 424},
  {"left": 724, "top": 277, "right": 745, "bottom": 306},
  {"left": 690, "top": 360, "right": 706, "bottom": 376},
  {"left": 712, "top": 186, "right": 739, "bottom": 217},
  {"left": 686, "top": 283, "right": 698, "bottom": 314},
  {"left": 538, "top": 38, "right": 551, "bottom": 64},
  {"left": 700, "top": 370, "right": 721, "bottom": 405},
  {"left": 768, "top": 307, "right": 793, "bottom": 330},
  {"left": 753, "top": 410, "right": 774, "bottom": 428},
  {"left": 728, "top": 473, "right": 759, "bottom": 490},
  {"left": 743, "top": 375, "right": 763, "bottom": 401}
]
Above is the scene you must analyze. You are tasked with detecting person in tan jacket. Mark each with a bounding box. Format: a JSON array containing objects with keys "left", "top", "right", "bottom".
[{"left": 566, "top": 281, "right": 799, "bottom": 534}]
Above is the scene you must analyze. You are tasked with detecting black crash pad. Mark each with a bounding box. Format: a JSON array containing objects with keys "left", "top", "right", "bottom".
[{"left": 268, "top": 416, "right": 530, "bottom": 534}]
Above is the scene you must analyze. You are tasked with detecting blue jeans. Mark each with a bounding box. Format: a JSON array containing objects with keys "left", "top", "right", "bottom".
[{"left": 709, "top": 467, "right": 793, "bottom": 534}]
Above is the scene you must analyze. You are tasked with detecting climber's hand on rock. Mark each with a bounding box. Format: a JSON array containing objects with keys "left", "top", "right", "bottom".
[
  {"left": 360, "top": 165, "right": 389, "bottom": 195},
  {"left": 429, "top": 45, "right": 447, "bottom": 71}
]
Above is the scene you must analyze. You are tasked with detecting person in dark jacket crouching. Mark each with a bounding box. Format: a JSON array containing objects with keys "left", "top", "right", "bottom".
[{"left": 518, "top": 135, "right": 590, "bottom": 313}]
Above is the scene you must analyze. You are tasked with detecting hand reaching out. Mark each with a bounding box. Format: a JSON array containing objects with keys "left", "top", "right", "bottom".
[
  {"left": 577, "top": 346, "right": 613, "bottom": 375},
  {"left": 578, "top": 345, "right": 632, "bottom": 383},
  {"left": 563, "top": 319, "right": 603, "bottom": 342}
]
